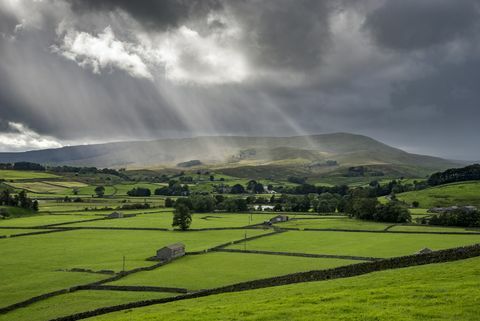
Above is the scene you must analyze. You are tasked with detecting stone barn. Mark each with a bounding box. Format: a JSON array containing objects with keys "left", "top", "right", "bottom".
[
  {"left": 270, "top": 215, "right": 289, "bottom": 223},
  {"left": 156, "top": 243, "right": 186, "bottom": 261},
  {"left": 107, "top": 212, "right": 123, "bottom": 219},
  {"left": 416, "top": 248, "right": 433, "bottom": 255}
]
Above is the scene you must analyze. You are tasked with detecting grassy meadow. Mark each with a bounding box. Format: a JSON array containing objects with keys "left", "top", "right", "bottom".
[
  {"left": 91, "top": 256, "right": 480, "bottom": 321},
  {"left": 1, "top": 168, "right": 479, "bottom": 321},
  {"left": 396, "top": 181, "right": 480, "bottom": 208}
]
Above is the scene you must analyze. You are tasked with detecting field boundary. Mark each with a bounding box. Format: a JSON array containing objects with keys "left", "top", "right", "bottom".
[
  {"left": 214, "top": 248, "right": 380, "bottom": 261},
  {"left": 46, "top": 243, "right": 480, "bottom": 321},
  {"left": 82, "top": 285, "right": 188, "bottom": 294}
]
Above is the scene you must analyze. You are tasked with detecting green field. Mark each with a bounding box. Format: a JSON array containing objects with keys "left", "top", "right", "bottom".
[
  {"left": 226, "top": 230, "right": 480, "bottom": 258},
  {"left": 0, "top": 229, "right": 267, "bottom": 306},
  {"left": 0, "top": 228, "right": 49, "bottom": 237},
  {"left": 396, "top": 181, "right": 480, "bottom": 208},
  {"left": 0, "top": 291, "right": 172, "bottom": 321},
  {"left": 91, "top": 256, "right": 480, "bottom": 321},
  {"left": 65, "top": 212, "right": 276, "bottom": 229},
  {"left": 42, "top": 181, "right": 88, "bottom": 188},
  {"left": 5, "top": 182, "right": 70, "bottom": 194},
  {"left": 109, "top": 252, "right": 358, "bottom": 290},
  {"left": 276, "top": 217, "right": 390, "bottom": 230},
  {"left": 0, "top": 170, "right": 59, "bottom": 180},
  {"left": 0, "top": 214, "right": 100, "bottom": 227},
  {"left": 389, "top": 225, "right": 480, "bottom": 233},
  {"left": 1, "top": 167, "right": 479, "bottom": 320}
]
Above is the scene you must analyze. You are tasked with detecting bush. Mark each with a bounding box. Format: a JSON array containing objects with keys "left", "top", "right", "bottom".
[{"left": 127, "top": 187, "right": 151, "bottom": 197}]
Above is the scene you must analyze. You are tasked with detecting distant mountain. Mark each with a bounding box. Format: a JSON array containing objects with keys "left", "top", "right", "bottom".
[{"left": 0, "top": 133, "right": 462, "bottom": 177}]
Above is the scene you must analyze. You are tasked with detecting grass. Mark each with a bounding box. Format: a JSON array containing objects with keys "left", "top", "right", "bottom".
[
  {"left": 0, "top": 214, "right": 100, "bottom": 227},
  {"left": 109, "top": 252, "right": 358, "bottom": 290},
  {"left": 42, "top": 181, "right": 88, "bottom": 188},
  {"left": 389, "top": 225, "right": 479, "bottom": 233},
  {"left": 0, "top": 206, "right": 36, "bottom": 218},
  {"left": 276, "top": 217, "right": 390, "bottom": 230},
  {"left": 65, "top": 212, "right": 277, "bottom": 229},
  {"left": 5, "top": 182, "right": 70, "bottom": 194},
  {"left": 0, "top": 228, "right": 49, "bottom": 237},
  {"left": 396, "top": 181, "right": 480, "bottom": 208},
  {"left": 91, "top": 256, "right": 480, "bottom": 321},
  {"left": 0, "top": 170, "right": 59, "bottom": 181},
  {"left": 0, "top": 229, "right": 267, "bottom": 306},
  {"left": 226, "top": 230, "right": 480, "bottom": 258},
  {"left": 0, "top": 291, "right": 173, "bottom": 321}
]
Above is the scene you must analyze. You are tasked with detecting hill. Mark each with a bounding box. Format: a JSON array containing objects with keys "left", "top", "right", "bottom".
[
  {"left": 396, "top": 181, "right": 480, "bottom": 208},
  {"left": 0, "top": 133, "right": 461, "bottom": 179},
  {"left": 87, "top": 256, "right": 480, "bottom": 321}
]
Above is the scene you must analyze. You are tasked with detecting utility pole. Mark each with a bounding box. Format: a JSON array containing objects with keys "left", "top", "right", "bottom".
[{"left": 244, "top": 231, "right": 247, "bottom": 251}]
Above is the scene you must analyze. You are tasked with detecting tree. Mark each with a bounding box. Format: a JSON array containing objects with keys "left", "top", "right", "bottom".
[
  {"left": 32, "top": 200, "right": 39, "bottom": 212},
  {"left": 230, "top": 184, "right": 245, "bottom": 194},
  {"left": 172, "top": 204, "right": 192, "bottom": 230},
  {"left": 190, "top": 195, "right": 215, "bottom": 213},
  {"left": 127, "top": 187, "right": 151, "bottom": 197},
  {"left": 164, "top": 197, "right": 174, "bottom": 207},
  {"left": 94, "top": 186, "right": 105, "bottom": 198},
  {"left": 252, "top": 182, "right": 265, "bottom": 194},
  {"left": 374, "top": 202, "right": 411, "bottom": 223},
  {"left": 412, "top": 201, "right": 420, "bottom": 208}
]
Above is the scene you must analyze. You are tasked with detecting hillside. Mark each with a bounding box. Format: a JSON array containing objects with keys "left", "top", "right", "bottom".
[
  {"left": 396, "top": 181, "right": 480, "bottom": 208},
  {"left": 88, "top": 256, "right": 480, "bottom": 321},
  {"left": 0, "top": 133, "right": 461, "bottom": 178}
]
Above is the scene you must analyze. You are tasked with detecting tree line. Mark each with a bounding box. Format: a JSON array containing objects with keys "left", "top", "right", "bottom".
[{"left": 0, "top": 190, "right": 38, "bottom": 213}]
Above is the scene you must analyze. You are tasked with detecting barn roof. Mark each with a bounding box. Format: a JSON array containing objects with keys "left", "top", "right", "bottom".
[{"left": 164, "top": 243, "right": 185, "bottom": 250}]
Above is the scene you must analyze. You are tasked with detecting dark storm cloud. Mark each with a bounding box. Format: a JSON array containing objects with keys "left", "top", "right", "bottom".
[
  {"left": 364, "top": 0, "right": 480, "bottom": 50},
  {"left": 67, "top": 0, "right": 223, "bottom": 30},
  {"left": 228, "top": 0, "right": 332, "bottom": 70},
  {"left": 0, "top": 0, "right": 480, "bottom": 159}
]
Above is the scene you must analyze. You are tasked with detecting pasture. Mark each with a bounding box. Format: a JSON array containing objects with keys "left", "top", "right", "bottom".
[
  {"left": 91, "top": 256, "right": 480, "bottom": 321},
  {"left": 396, "top": 181, "right": 480, "bottom": 208},
  {"left": 109, "top": 252, "right": 358, "bottom": 290},
  {"left": 0, "top": 170, "right": 59, "bottom": 181},
  {"left": 226, "top": 230, "right": 480, "bottom": 258},
  {"left": 1, "top": 171, "right": 480, "bottom": 321},
  {"left": 0, "top": 228, "right": 268, "bottom": 307}
]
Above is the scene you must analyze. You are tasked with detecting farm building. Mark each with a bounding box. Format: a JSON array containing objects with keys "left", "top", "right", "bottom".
[
  {"left": 428, "top": 206, "right": 477, "bottom": 214},
  {"left": 416, "top": 248, "right": 433, "bottom": 255},
  {"left": 270, "top": 215, "right": 289, "bottom": 223},
  {"left": 156, "top": 243, "right": 186, "bottom": 261},
  {"left": 107, "top": 212, "right": 123, "bottom": 219}
]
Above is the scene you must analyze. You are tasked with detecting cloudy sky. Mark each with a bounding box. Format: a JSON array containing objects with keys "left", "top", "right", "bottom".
[{"left": 0, "top": 0, "right": 479, "bottom": 160}]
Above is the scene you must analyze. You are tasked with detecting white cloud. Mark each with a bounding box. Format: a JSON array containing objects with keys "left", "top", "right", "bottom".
[
  {"left": 54, "top": 26, "right": 153, "bottom": 80},
  {"left": 150, "top": 25, "right": 249, "bottom": 85},
  {"left": 0, "top": 122, "right": 63, "bottom": 152}
]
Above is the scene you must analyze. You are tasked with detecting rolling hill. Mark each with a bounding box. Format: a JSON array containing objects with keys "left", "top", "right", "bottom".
[{"left": 0, "top": 133, "right": 462, "bottom": 178}]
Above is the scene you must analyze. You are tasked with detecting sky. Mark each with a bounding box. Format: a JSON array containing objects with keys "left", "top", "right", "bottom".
[{"left": 0, "top": 0, "right": 479, "bottom": 160}]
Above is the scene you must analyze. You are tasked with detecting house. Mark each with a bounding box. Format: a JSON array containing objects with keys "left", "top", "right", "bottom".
[
  {"left": 416, "top": 248, "right": 433, "bottom": 255},
  {"left": 254, "top": 205, "right": 275, "bottom": 211},
  {"left": 156, "top": 243, "right": 186, "bottom": 261},
  {"left": 269, "top": 215, "right": 289, "bottom": 223},
  {"left": 107, "top": 212, "right": 123, "bottom": 219},
  {"left": 428, "top": 206, "right": 477, "bottom": 214}
]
